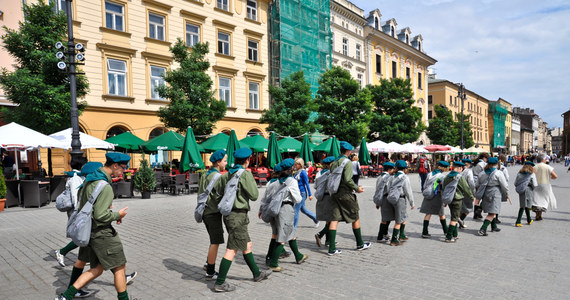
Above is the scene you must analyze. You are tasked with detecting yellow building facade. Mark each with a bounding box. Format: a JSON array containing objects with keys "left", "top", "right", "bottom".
[{"left": 427, "top": 78, "right": 491, "bottom": 151}]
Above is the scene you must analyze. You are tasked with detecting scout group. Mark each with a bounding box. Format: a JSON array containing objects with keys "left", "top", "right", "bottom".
[{"left": 54, "top": 141, "right": 558, "bottom": 298}]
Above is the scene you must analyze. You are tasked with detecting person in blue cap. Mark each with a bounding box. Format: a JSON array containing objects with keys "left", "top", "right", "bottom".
[
  {"left": 314, "top": 156, "right": 335, "bottom": 247},
  {"left": 457, "top": 158, "right": 476, "bottom": 228},
  {"left": 514, "top": 161, "right": 537, "bottom": 227},
  {"left": 211, "top": 147, "right": 271, "bottom": 292},
  {"left": 327, "top": 142, "right": 371, "bottom": 256},
  {"left": 373, "top": 161, "right": 397, "bottom": 242},
  {"left": 476, "top": 157, "right": 509, "bottom": 236},
  {"left": 199, "top": 149, "right": 227, "bottom": 280},
  {"left": 387, "top": 160, "right": 415, "bottom": 246},
  {"left": 472, "top": 153, "right": 490, "bottom": 219},
  {"left": 57, "top": 153, "right": 132, "bottom": 300},
  {"left": 442, "top": 161, "right": 473, "bottom": 242},
  {"left": 420, "top": 161, "right": 450, "bottom": 238},
  {"left": 260, "top": 162, "right": 283, "bottom": 265}
]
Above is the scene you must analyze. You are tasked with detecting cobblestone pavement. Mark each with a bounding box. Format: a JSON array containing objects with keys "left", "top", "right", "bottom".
[{"left": 1, "top": 164, "right": 569, "bottom": 300}]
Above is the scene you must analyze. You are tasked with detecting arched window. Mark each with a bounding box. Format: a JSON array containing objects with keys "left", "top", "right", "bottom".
[
  {"left": 247, "top": 129, "right": 262, "bottom": 136},
  {"left": 418, "top": 41, "right": 421, "bottom": 50},
  {"left": 149, "top": 127, "right": 166, "bottom": 140},
  {"left": 390, "top": 26, "right": 395, "bottom": 37},
  {"left": 106, "top": 126, "right": 128, "bottom": 139},
  {"left": 221, "top": 129, "right": 231, "bottom": 136},
  {"left": 374, "top": 17, "right": 379, "bottom": 29},
  {"left": 405, "top": 35, "right": 409, "bottom": 44}
]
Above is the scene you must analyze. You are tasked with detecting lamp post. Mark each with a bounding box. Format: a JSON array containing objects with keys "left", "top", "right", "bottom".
[
  {"left": 457, "top": 83, "right": 466, "bottom": 149},
  {"left": 65, "top": 0, "right": 83, "bottom": 166}
]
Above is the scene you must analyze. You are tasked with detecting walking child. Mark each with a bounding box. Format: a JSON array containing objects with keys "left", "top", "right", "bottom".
[
  {"left": 457, "top": 158, "right": 476, "bottom": 228},
  {"left": 420, "top": 161, "right": 449, "bottom": 238},
  {"left": 373, "top": 161, "right": 396, "bottom": 242},
  {"left": 387, "top": 160, "right": 415, "bottom": 246},
  {"left": 442, "top": 161, "right": 473, "bottom": 242},
  {"left": 476, "top": 157, "right": 509, "bottom": 236},
  {"left": 314, "top": 156, "right": 336, "bottom": 247},
  {"left": 514, "top": 161, "right": 537, "bottom": 227}
]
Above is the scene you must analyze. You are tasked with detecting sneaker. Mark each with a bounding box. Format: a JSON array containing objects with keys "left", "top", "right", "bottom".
[
  {"left": 356, "top": 242, "right": 371, "bottom": 251},
  {"left": 205, "top": 272, "right": 218, "bottom": 281},
  {"left": 253, "top": 269, "right": 272, "bottom": 282},
  {"left": 528, "top": 220, "right": 533, "bottom": 225},
  {"left": 279, "top": 251, "right": 291, "bottom": 259},
  {"left": 55, "top": 296, "right": 66, "bottom": 300},
  {"left": 314, "top": 221, "right": 320, "bottom": 228},
  {"left": 458, "top": 219, "right": 465, "bottom": 228},
  {"left": 74, "top": 289, "right": 94, "bottom": 298},
  {"left": 55, "top": 250, "right": 65, "bottom": 267},
  {"left": 125, "top": 271, "right": 137, "bottom": 285},
  {"left": 491, "top": 227, "right": 501, "bottom": 232},
  {"left": 515, "top": 223, "right": 523, "bottom": 227},
  {"left": 296, "top": 254, "right": 308, "bottom": 264},
  {"left": 445, "top": 237, "right": 456, "bottom": 243},
  {"left": 314, "top": 233, "right": 322, "bottom": 247},
  {"left": 213, "top": 282, "right": 236, "bottom": 292},
  {"left": 269, "top": 266, "right": 283, "bottom": 272},
  {"left": 421, "top": 233, "right": 431, "bottom": 239},
  {"left": 327, "top": 249, "right": 342, "bottom": 256},
  {"left": 202, "top": 264, "right": 207, "bottom": 271},
  {"left": 389, "top": 240, "right": 402, "bottom": 246},
  {"left": 495, "top": 218, "right": 502, "bottom": 224},
  {"left": 399, "top": 236, "right": 409, "bottom": 241},
  {"left": 377, "top": 235, "right": 390, "bottom": 243},
  {"left": 478, "top": 229, "right": 488, "bottom": 236}
]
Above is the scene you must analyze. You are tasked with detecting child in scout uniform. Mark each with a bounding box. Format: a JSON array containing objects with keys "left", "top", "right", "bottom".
[
  {"left": 387, "top": 160, "right": 415, "bottom": 246},
  {"left": 457, "top": 158, "right": 476, "bottom": 228},
  {"left": 514, "top": 161, "right": 537, "bottom": 227},
  {"left": 261, "top": 163, "right": 283, "bottom": 265},
  {"left": 374, "top": 161, "right": 397, "bottom": 242},
  {"left": 476, "top": 157, "right": 509, "bottom": 236},
  {"left": 494, "top": 155, "right": 510, "bottom": 224},
  {"left": 314, "top": 156, "right": 335, "bottom": 247},
  {"left": 327, "top": 142, "right": 370, "bottom": 256},
  {"left": 265, "top": 159, "right": 307, "bottom": 272},
  {"left": 472, "top": 153, "right": 490, "bottom": 219},
  {"left": 212, "top": 148, "right": 271, "bottom": 292},
  {"left": 420, "top": 161, "right": 449, "bottom": 238},
  {"left": 200, "top": 150, "right": 227, "bottom": 280},
  {"left": 56, "top": 153, "right": 131, "bottom": 300},
  {"left": 442, "top": 161, "right": 473, "bottom": 243}
]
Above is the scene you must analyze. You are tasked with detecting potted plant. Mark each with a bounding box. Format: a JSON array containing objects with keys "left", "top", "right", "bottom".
[
  {"left": 0, "top": 166, "right": 7, "bottom": 212},
  {"left": 134, "top": 155, "right": 156, "bottom": 199}
]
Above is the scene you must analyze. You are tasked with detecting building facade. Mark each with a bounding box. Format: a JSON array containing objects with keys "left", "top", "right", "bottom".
[
  {"left": 520, "top": 128, "right": 534, "bottom": 154},
  {"left": 497, "top": 98, "right": 512, "bottom": 152},
  {"left": 488, "top": 100, "right": 509, "bottom": 152},
  {"left": 0, "top": 0, "right": 24, "bottom": 115},
  {"left": 511, "top": 114, "right": 521, "bottom": 154},
  {"left": 427, "top": 77, "right": 490, "bottom": 151},
  {"left": 563, "top": 109, "right": 570, "bottom": 156}
]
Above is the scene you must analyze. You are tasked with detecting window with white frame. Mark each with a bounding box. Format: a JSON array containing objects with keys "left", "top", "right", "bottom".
[
  {"left": 357, "top": 73, "right": 363, "bottom": 87},
  {"left": 249, "top": 82, "right": 259, "bottom": 109},
  {"left": 148, "top": 13, "right": 165, "bottom": 41},
  {"left": 105, "top": 1, "right": 124, "bottom": 31},
  {"left": 248, "top": 40, "right": 258, "bottom": 62},
  {"left": 217, "top": 0, "right": 229, "bottom": 11},
  {"left": 331, "top": 32, "right": 334, "bottom": 51},
  {"left": 418, "top": 72, "right": 422, "bottom": 89},
  {"left": 50, "top": 0, "right": 69, "bottom": 15},
  {"left": 355, "top": 44, "right": 361, "bottom": 61},
  {"left": 342, "top": 38, "right": 348, "bottom": 56},
  {"left": 150, "top": 66, "right": 166, "bottom": 99},
  {"left": 219, "top": 77, "right": 231, "bottom": 107},
  {"left": 107, "top": 59, "right": 127, "bottom": 96},
  {"left": 392, "top": 61, "right": 397, "bottom": 78},
  {"left": 186, "top": 23, "right": 200, "bottom": 47},
  {"left": 218, "top": 32, "right": 230, "bottom": 55},
  {"left": 246, "top": 0, "right": 257, "bottom": 21}
]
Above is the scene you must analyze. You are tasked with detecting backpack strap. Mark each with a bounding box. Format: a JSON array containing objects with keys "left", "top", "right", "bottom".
[
  {"left": 204, "top": 173, "right": 222, "bottom": 196},
  {"left": 79, "top": 180, "right": 109, "bottom": 214}
]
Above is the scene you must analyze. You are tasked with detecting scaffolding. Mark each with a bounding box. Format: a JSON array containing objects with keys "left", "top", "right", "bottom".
[
  {"left": 270, "top": 0, "right": 332, "bottom": 96},
  {"left": 489, "top": 102, "right": 508, "bottom": 148}
]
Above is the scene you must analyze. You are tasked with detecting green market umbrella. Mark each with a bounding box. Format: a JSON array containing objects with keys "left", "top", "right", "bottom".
[
  {"left": 267, "top": 132, "right": 281, "bottom": 168},
  {"left": 179, "top": 127, "right": 204, "bottom": 172},
  {"left": 329, "top": 136, "right": 341, "bottom": 158},
  {"left": 240, "top": 135, "right": 268, "bottom": 152},
  {"left": 358, "top": 137, "right": 371, "bottom": 165},
  {"left": 313, "top": 138, "right": 333, "bottom": 152},
  {"left": 140, "top": 130, "right": 185, "bottom": 152},
  {"left": 278, "top": 136, "right": 302, "bottom": 153},
  {"left": 105, "top": 132, "right": 145, "bottom": 152},
  {"left": 225, "top": 130, "right": 242, "bottom": 168},
  {"left": 299, "top": 134, "right": 314, "bottom": 164},
  {"left": 199, "top": 132, "right": 229, "bottom": 153}
]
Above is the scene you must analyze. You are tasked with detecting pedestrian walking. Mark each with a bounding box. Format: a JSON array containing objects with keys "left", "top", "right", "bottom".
[
  {"left": 457, "top": 158, "right": 476, "bottom": 228},
  {"left": 352, "top": 154, "right": 361, "bottom": 186},
  {"left": 314, "top": 156, "right": 336, "bottom": 248},
  {"left": 476, "top": 157, "right": 509, "bottom": 236},
  {"left": 416, "top": 154, "right": 431, "bottom": 191},
  {"left": 387, "top": 160, "right": 415, "bottom": 246},
  {"left": 326, "top": 142, "right": 371, "bottom": 255},
  {"left": 442, "top": 161, "right": 473, "bottom": 242},
  {"left": 292, "top": 158, "right": 319, "bottom": 228},
  {"left": 420, "top": 161, "right": 449, "bottom": 238},
  {"left": 532, "top": 154, "right": 558, "bottom": 221},
  {"left": 472, "top": 153, "right": 490, "bottom": 219},
  {"left": 495, "top": 155, "right": 510, "bottom": 224},
  {"left": 373, "top": 161, "right": 397, "bottom": 243},
  {"left": 514, "top": 161, "right": 537, "bottom": 227}
]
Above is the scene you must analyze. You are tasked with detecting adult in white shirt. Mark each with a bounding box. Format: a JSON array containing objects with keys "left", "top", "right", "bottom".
[{"left": 532, "top": 154, "right": 558, "bottom": 220}]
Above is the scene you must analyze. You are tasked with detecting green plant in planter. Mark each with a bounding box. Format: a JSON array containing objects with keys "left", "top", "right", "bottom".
[
  {"left": 0, "top": 166, "right": 6, "bottom": 199},
  {"left": 134, "top": 156, "right": 156, "bottom": 195}
]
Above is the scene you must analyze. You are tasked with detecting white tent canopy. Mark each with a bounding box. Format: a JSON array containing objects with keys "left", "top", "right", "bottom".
[
  {"left": 367, "top": 140, "right": 389, "bottom": 153},
  {"left": 49, "top": 128, "right": 115, "bottom": 150},
  {"left": 401, "top": 143, "right": 428, "bottom": 153}
]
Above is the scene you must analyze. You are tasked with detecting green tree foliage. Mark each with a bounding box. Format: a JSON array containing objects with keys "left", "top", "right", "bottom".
[
  {"left": 427, "top": 105, "right": 459, "bottom": 146},
  {"left": 157, "top": 40, "right": 226, "bottom": 138},
  {"left": 260, "top": 71, "right": 317, "bottom": 137},
  {"left": 454, "top": 112, "right": 475, "bottom": 148},
  {"left": 0, "top": 1, "right": 88, "bottom": 134},
  {"left": 367, "top": 78, "right": 425, "bottom": 143},
  {"left": 314, "top": 66, "right": 372, "bottom": 145}
]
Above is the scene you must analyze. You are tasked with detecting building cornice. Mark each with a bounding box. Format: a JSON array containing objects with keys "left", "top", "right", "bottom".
[
  {"left": 331, "top": 1, "right": 367, "bottom": 26},
  {"left": 332, "top": 23, "right": 365, "bottom": 40},
  {"left": 428, "top": 79, "right": 489, "bottom": 103},
  {"left": 365, "top": 26, "right": 436, "bottom": 66}
]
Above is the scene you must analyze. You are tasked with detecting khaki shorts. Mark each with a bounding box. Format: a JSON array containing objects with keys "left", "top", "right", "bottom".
[
  {"left": 330, "top": 191, "right": 360, "bottom": 223},
  {"left": 83, "top": 227, "right": 127, "bottom": 271},
  {"left": 203, "top": 213, "right": 225, "bottom": 245},
  {"left": 223, "top": 211, "right": 251, "bottom": 251}
]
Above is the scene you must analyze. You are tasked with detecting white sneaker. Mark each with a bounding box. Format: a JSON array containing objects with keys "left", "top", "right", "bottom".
[
  {"left": 314, "top": 221, "right": 320, "bottom": 228},
  {"left": 75, "top": 289, "right": 94, "bottom": 298},
  {"left": 125, "top": 271, "right": 137, "bottom": 285},
  {"left": 55, "top": 250, "right": 65, "bottom": 267}
]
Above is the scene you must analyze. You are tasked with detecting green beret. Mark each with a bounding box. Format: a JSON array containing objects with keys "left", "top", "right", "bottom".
[
  {"left": 524, "top": 161, "right": 535, "bottom": 166},
  {"left": 233, "top": 147, "right": 252, "bottom": 159},
  {"left": 487, "top": 157, "right": 499, "bottom": 164},
  {"left": 105, "top": 152, "right": 131, "bottom": 164},
  {"left": 210, "top": 149, "right": 226, "bottom": 163},
  {"left": 461, "top": 158, "right": 473, "bottom": 164},
  {"left": 395, "top": 160, "right": 407, "bottom": 169},
  {"left": 453, "top": 161, "right": 465, "bottom": 167},
  {"left": 340, "top": 141, "right": 354, "bottom": 151},
  {"left": 438, "top": 161, "right": 450, "bottom": 167},
  {"left": 383, "top": 162, "right": 396, "bottom": 168},
  {"left": 80, "top": 162, "right": 103, "bottom": 176},
  {"left": 273, "top": 163, "right": 282, "bottom": 173},
  {"left": 322, "top": 156, "right": 335, "bottom": 164},
  {"left": 280, "top": 158, "right": 295, "bottom": 171}
]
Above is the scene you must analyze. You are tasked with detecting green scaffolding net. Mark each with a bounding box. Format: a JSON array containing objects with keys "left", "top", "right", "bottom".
[
  {"left": 489, "top": 103, "right": 508, "bottom": 148},
  {"left": 270, "top": 0, "right": 332, "bottom": 96}
]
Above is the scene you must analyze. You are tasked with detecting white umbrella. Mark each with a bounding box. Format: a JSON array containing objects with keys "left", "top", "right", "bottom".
[
  {"left": 401, "top": 143, "right": 428, "bottom": 153},
  {"left": 49, "top": 128, "right": 115, "bottom": 150},
  {"left": 367, "top": 140, "right": 389, "bottom": 153},
  {"left": 387, "top": 142, "right": 405, "bottom": 153}
]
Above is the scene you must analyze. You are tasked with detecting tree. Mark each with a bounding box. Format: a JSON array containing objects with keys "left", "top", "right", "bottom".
[
  {"left": 157, "top": 40, "right": 226, "bottom": 138},
  {"left": 259, "top": 71, "right": 317, "bottom": 137},
  {"left": 0, "top": 1, "right": 89, "bottom": 134},
  {"left": 314, "top": 66, "right": 372, "bottom": 145},
  {"left": 426, "top": 105, "right": 458, "bottom": 146},
  {"left": 454, "top": 112, "right": 475, "bottom": 148},
  {"left": 367, "top": 78, "right": 425, "bottom": 143}
]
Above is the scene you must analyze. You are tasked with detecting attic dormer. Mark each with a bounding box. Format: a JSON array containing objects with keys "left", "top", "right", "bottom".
[
  {"left": 366, "top": 9, "right": 382, "bottom": 30},
  {"left": 382, "top": 18, "right": 397, "bottom": 37},
  {"left": 398, "top": 27, "right": 412, "bottom": 44},
  {"left": 411, "top": 34, "right": 423, "bottom": 52}
]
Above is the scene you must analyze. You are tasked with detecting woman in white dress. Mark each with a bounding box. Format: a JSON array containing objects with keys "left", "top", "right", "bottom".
[{"left": 532, "top": 154, "right": 558, "bottom": 220}]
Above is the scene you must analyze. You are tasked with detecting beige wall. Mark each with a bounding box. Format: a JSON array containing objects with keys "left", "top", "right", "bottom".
[{"left": 0, "top": 0, "right": 25, "bottom": 106}]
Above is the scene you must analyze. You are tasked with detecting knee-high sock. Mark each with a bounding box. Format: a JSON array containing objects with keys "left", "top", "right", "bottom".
[
  {"left": 391, "top": 228, "right": 400, "bottom": 243},
  {"left": 328, "top": 230, "right": 337, "bottom": 253},
  {"left": 399, "top": 224, "right": 406, "bottom": 238},
  {"left": 288, "top": 240, "right": 304, "bottom": 262},
  {"left": 525, "top": 208, "right": 532, "bottom": 223},
  {"left": 60, "top": 241, "right": 78, "bottom": 256},
  {"left": 440, "top": 218, "right": 448, "bottom": 234},
  {"left": 480, "top": 219, "right": 491, "bottom": 231},
  {"left": 353, "top": 228, "right": 364, "bottom": 247},
  {"left": 243, "top": 253, "right": 260, "bottom": 278},
  {"left": 266, "top": 239, "right": 277, "bottom": 259},
  {"left": 318, "top": 223, "right": 329, "bottom": 238},
  {"left": 452, "top": 225, "right": 458, "bottom": 237},
  {"left": 384, "top": 221, "right": 391, "bottom": 235},
  {"left": 491, "top": 217, "right": 498, "bottom": 229},
  {"left": 118, "top": 291, "right": 129, "bottom": 300},
  {"left": 270, "top": 244, "right": 284, "bottom": 268},
  {"left": 422, "top": 220, "right": 429, "bottom": 235},
  {"left": 516, "top": 208, "right": 524, "bottom": 224},
  {"left": 61, "top": 285, "right": 78, "bottom": 300},
  {"left": 68, "top": 267, "right": 83, "bottom": 288}
]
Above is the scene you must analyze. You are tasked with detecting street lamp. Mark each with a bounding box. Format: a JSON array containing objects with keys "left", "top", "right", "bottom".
[{"left": 457, "top": 83, "right": 466, "bottom": 149}]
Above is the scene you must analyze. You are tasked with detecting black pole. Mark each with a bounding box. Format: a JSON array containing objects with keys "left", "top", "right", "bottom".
[
  {"left": 459, "top": 83, "right": 465, "bottom": 149},
  {"left": 66, "top": 0, "right": 83, "bottom": 166}
]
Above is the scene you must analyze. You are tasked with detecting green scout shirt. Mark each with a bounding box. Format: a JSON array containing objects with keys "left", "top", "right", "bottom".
[
  {"left": 199, "top": 169, "right": 223, "bottom": 216},
  {"left": 330, "top": 156, "right": 359, "bottom": 193},
  {"left": 78, "top": 168, "right": 121, "bottom": 229},
  {"left": 443, "top": 172, "right": 474, "bottom": 201},
  {"left": 213, "top": 168, "right": 259, "bottom": 211}
]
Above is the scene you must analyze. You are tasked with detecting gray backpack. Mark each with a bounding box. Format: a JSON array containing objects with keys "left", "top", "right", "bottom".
[
  {"left": 475, "top": 170, "right": 495, "bottom": 199},
  {"left": 218, "top": 169, "right": 245, "bottom": 216},
  {"left": 66, "top": 180, "right": 109, "bottom": 247},
  {"left": 372, "top": 173, "right": 389, "bottom": 206},
  {"left": 195, "top": 172, "right": 221, "bottom": 223},
  {"left": 260, "top": 180, "right": 290, "bottom": 223},
  {"left": 422, "top": 173, "right": 442, "bottom": 200},
  {"left": 314, "top": 170, "right": 330, "bottom": 201},
  {"left": 56, "top": 188, "right": 73, "bottom": 212},
  {"left": 327, "top": 158, "right": 350, "bottom": 195},
  {"left": 515, "top": 173, "right": 532, "bottom": 194},
  {"left": 441, "top": 175, "right": 462, "bottom": 205},
  {"left": 387, "top": 175, "right": 405, "bottom": 205}
]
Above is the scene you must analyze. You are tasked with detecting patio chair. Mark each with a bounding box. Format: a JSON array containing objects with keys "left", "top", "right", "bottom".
[
  {"left": 153, "top": 171, "right": 164, "bottom": 193},
  {"left": 20, "top": 180, "right": 49, "bottom": 208},
  {"left": 116, "top": 181, "right": 133, "bottom": 198},
  {"left": 49, "top": 175, "right": 68, "bottom": 202},
  {"left": 5, "top": 180, "right": 20, "bottom": 208},
  {"left": 170, "top": 174, "right": 187, "bottom": 195},
  {"left": 187, "top": 173, "right": 199, "bottom": 193}
]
